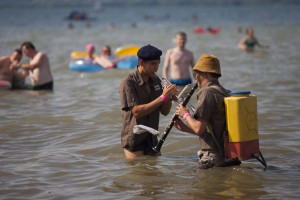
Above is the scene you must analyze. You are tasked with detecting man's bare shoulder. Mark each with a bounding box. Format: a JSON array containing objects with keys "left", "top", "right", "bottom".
[
  {"left": 0, "top": 56, "right": 9, "bottom": 62},
  {"left": 184, "top": 49, "right": 194, "bottom": 55},
  {"left": 35, "top": 52, "right": 49, "bottom": 62},
  {"left": 166, "top": 48, "right": 175, "bottom": 54},
  {"left": 36, "top": 52, "right": 46, "bottom": 58},
  {"left": 0, "top": 56, "right": 9, "bottom": 66}
]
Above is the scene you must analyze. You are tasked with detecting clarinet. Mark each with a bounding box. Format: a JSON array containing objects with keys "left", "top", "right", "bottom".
[{"left": 153, "top": 83, "right": 198, "bottom": 153}]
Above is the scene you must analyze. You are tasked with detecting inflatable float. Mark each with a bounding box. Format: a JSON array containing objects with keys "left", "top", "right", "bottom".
[
  {"left": 116, "top": 56, "right": 138, "bottom": 69},
  {"left": 114, "top": 45, "right": 140, "bottom": 57},
  {"left": 193, "top": 26, "right": 222, "bottom": 35},
  {"left": 69, "top": 45, "right": 139, "bottom": 72},
  {"left": 65, "top": 10, "right": 97, "bottom": 21},
  {"left": 0, "top": 80, "right": 12, "bottom": 90},
  {"left": 69, "top": 59, "right": 105, "bottom": 72}
]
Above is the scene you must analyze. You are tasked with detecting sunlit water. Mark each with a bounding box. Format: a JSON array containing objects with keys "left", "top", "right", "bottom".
[{"left": 1, "top": 2, "right": 300, "bottom": 199}]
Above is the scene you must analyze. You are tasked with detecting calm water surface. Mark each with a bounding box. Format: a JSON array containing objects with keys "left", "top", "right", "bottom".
[{"left": 1, "top": 3, "right": 300, "bottom": 199}]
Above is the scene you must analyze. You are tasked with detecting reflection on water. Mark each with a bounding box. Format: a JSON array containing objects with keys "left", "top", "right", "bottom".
[{"left": 1, "top": 2, "right": 300, "bottom": 200}]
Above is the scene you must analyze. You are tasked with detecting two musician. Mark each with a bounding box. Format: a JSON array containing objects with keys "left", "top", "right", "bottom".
[{"left": 120, "top": 49, "right": 241, "bottom": 169}]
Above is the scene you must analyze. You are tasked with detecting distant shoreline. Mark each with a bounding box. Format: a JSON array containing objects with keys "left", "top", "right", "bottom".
[{"left": 0, "top": 0, "right": 299, "bottom": 8}]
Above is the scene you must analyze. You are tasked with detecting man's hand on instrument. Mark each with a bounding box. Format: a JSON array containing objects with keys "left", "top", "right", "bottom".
[
  {"left": 162, "top": 84, "right": 177, "bottom": 100},
  {"left": 174, "top": 118, "right": 186, "bottom": 131},
  {"left": 175, "top": 105, "right": 189, "bottom": 118}
]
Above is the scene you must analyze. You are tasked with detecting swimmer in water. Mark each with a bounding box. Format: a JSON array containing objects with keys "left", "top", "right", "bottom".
[
  {"left": 237, "top": 27, "right": 269, "bottom": 52},
  {"left": 85, "top": 44, "right": 96, "bottom": 65},
  {"left": 94, "top": 45, "right": 127, "bottom": 69}
]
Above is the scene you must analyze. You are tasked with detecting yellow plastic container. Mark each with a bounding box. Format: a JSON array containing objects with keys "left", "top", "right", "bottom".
[{"left": 224, "top": 91, "right": 258, "bottom": 142}]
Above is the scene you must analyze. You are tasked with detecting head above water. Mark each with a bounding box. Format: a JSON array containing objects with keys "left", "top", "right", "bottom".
[
  {"left": 137, "top": 44, "right": 162, "bottom": 61},
  {"left": 21, "top": 41, "right": 36, "bottom": 50},
  {"left": 193, "top": 54, "right": 221, "bottom": 77},
  {"left": 86, "top": 44, "right": 95, "bottom": 52},
  {"left": 86, "top": 44, "right": 95, "bottom": 58},
  {"left": 246, "top": 27, "right": 254, "bottom": 36},
  {"left": 176, "top": 31, "right": 187, "bottom": 48},
  {"left": 176, "top": 31, "right": 187, "bottom": 38},
  {"left": 10, "top": 48, "right": 22, "bottom": 63},
  {"left": 21, "top": 41, "right": 36, "bottom": 58},
  {"left": 14, "top": 48, "right": 22, "bottom": 56},
  {"left": 102, "top": 45, "right": 112, "bottom": 56}
]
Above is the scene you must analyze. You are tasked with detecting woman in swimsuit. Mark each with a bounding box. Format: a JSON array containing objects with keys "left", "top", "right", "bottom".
[{"left": 237, "top": 27, "right": 269, "bottom": 52}]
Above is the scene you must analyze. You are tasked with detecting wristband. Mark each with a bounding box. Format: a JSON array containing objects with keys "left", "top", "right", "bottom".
[
  {"left": 160, "top": 94, "right": 169, "bottom": 102},
  {"left": 183, "top": 112, "right": 190, "bottom": 121}
]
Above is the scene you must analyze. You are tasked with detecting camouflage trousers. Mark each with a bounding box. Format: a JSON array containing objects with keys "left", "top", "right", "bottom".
[
  {"left": 197, "top": 150, "right": 241, "bottom": 169},
  {"left": 197, "top": 150, "right": 224, "bottom": 169}
]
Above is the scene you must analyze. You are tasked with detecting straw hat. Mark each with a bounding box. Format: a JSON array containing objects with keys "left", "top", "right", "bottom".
[{"left": 193, "top": 54, "right": 221, "bottom": 76}]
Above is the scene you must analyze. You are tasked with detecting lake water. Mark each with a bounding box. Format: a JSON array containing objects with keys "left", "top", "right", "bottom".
[{"left": 1, "top": 2, "right": 300, "bottom": 199}]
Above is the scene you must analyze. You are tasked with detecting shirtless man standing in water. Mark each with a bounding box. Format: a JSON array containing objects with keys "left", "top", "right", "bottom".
[
  {"left": 162, "top": 31, "right": 195, "bottom": 87},
  {"left": 18, "top": 42, "right": 54, "bottom": 90},
  {"left": 0, "top": 49, "right": 24, "bottom": 89}
]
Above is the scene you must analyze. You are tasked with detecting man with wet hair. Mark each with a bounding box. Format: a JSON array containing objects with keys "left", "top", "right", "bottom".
[{"left": 17, "top": 41, "right": 53, "bottom": 90}]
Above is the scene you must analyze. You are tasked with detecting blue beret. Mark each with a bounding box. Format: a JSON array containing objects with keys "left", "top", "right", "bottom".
[{"left": 137, "top": 44, "right": 162, "bottom": 61}]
